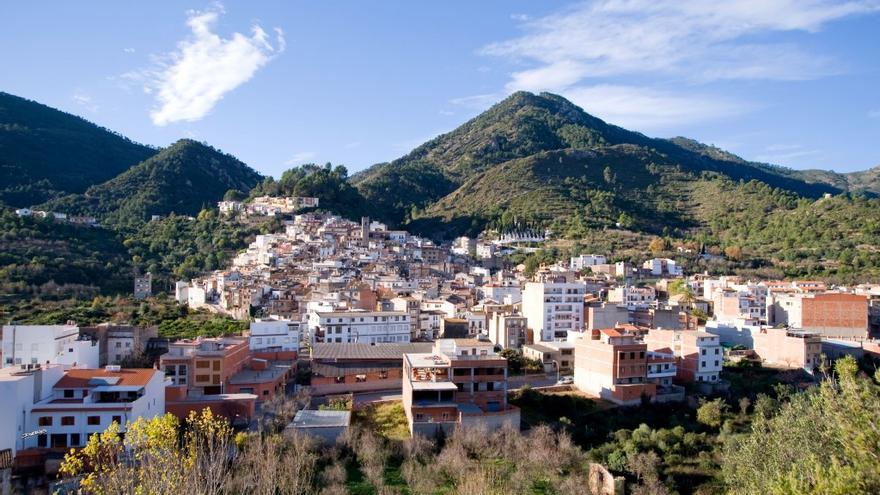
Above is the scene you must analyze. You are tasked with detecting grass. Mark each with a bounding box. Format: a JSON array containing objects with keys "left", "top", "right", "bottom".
[{"left": 352, "top": 401, "right": 411, "bottom": 441}]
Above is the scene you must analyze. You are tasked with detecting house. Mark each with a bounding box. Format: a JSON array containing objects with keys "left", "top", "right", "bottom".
[
  {"left": 1, "top": 324, "right": 99, "bottom": 370},
  {"left": 570, "top": 254, "right": 607, "bottom": 271},
  {"left": 642, "top": 258, "right": 683, "bottom": 277},
  {"left": 310, "top": 342, "right": 432, "bottom": 395},
  {"left": 522, "top": 278, "right": 586, "bottom": 342},
  {"left": 523, "top": 341, "right": 575, "bottom": 375},
  {"left": 752, "top": 328, "right": 822, "bottom": 372},
  {"left": 644, "top": 330, "right": 723, "bottom": 384},
  {"left": 28, "top": 366, "right": 165, "bottom": 450},
  {"left": 134, "top": 273, "right": 152, "bottom": 300},
  {"left": 607, "top": 286, "right": 656, "bottom": 311},
  {"left": 248, "top": 318, "right": 300, "bottom": 360},
  {"left": 402, "top": 339, "right": 520, "bottom": 436}
]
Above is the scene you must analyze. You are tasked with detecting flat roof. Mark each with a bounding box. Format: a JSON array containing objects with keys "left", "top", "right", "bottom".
[
  {"left": 411, "top": 381, "right": 458, "bottom": 391},
  {"left": 406, "top": 353, "right": 450, "bottom": 368},
  {"left": 312, "top": 343, "right": 432, "bottom": 360},
  {"left": 227, "top": 363, "right": 291, "bottom": 385},
  {"left": 290, "top": 409, "right": 351, "bottom": 428}
]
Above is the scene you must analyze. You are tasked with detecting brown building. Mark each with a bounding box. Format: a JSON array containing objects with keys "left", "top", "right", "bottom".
[
  {"left": 403, "top": 339, "right": 519, "bottom": 435},
  {"left": 768, "top": 293, "right": 869, "bottom": 340},
  {"left": 310, "top": 343, "right": 433, "bottom": 395}
]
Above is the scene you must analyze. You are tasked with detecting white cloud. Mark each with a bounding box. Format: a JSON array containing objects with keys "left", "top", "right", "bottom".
[
  {"left": 563, "top": 85, "right": 750, "bottom": 130},
  {"left": 478, "top": 0, "right": 878, "bottom": 132},
  {"left": 285, "top": 151, "right": 317, "bottom": 165},
  {"left": 123, "top": 47, "right": 136, "bottom": 53},
  {"left": 869, "top": 109, "right": 880, "bottom": 118},
  {"left": 449, "top": 93, "right": 504, "bottom": 110},
  {"left": 140, "top": 4, "right": 284, "bottom": 126},
  {"left": 485, "top": 0, "right": 878, "bottom": 83},
  {"left": 72, "top": 91, "right": 99, "bottom": 113},
  {"left": 756, "top": 143, "right": 822, "bottom": 165}
]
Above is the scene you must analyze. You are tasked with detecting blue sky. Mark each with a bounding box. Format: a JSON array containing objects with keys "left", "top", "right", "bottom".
[{"left": 2, "top": 1, "right": 879, "bottom": 177}]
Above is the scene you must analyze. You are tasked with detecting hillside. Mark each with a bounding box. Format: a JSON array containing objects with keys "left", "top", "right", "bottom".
[
  {"left": 353, "top": 91, "right": 869, "bottom": 230},
  {"left": 0, "top": 91, "right": 157, "bottom": 206},
  {"left": 43, "top": 139, "right": 263, "bottom": 229}
]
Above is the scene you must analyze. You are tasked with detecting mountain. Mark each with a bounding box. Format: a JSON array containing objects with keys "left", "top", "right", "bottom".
[
  {"left": 42, "top": 139, "right": 263, "bottom": 229},
  {"left": 353, "top": 91, "right": 878, "bottom": 237},
  {"left": 0, "top": 92, "right": 157, "bottom": 206}
]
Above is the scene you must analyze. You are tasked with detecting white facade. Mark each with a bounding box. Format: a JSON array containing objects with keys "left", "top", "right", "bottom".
[
  {"left": 482, "top": 285, "right": 522, "bottom": 305},
  {"left": 308, "top": 311, "right": 411, "bottom": 344},
  {"left": 249, "top": 319, "right": 300, "bottom": 354},
  {"left": 607, "top": 286, "right": 657, "bottom": 310},
  {"left": 522, "top": 281, "right": 586, "bottom": 342},
  {"left": 0, "top": 365, "right": 64, "bottom": 455},
  {"left": 27, "top": 367, "right": 165, "bottom": 450},
  {"left": 570, "top": 254, "right": 607, "bottom": 271},
  {"left": 2, "top": 325, "right": 99, "bottom": 369}
]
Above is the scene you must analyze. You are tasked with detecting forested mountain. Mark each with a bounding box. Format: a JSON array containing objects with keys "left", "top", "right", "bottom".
[
  {"left": 352, "top": 91, "right": 879, "bottom": 230},
  {"left": 0, "top": 91, "right": 157, "bottom": 206},
  {"left": 42, "top": 139, "right": 263, "bottom": 230}
]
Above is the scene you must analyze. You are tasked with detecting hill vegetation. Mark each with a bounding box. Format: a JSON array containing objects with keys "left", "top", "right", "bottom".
[
  {"left": 0, "top": 91, "right": 156, "bottom": 206},
  {"left": 41, "top": 139, "right": 263, "bottom": 230}
]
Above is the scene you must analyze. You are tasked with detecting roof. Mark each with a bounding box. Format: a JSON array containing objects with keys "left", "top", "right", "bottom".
[
  {"left": 290, "top": 409, "right": 351, "bottom": 428},
  {"left": 411, "top": 381, "right": 458, "bottom": 391},
  {"left": 311, "top": 343, "right": 432, "bottom": 361},
  {"left": 54, "top": 368, "right": 159, "bottom": 389}
]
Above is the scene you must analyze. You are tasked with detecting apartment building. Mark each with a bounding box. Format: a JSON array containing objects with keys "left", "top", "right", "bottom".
[
  {"left": 249, "top": 318, "right": 300, "bottom": 360},
  {"left": 645, "top": 329, "right": 723, "bottom": 383},
  {"left": 573, "top": 328, "right": 656, "bottom": 405},
  {"left": 0, "top": 365, "right": 64, "bottom": 456},
  {"left": 642, "top": 258, "right": 683, "bottom": 277},
  {"left": 310, "top": 342, "right": 432, "bottom": 395},
  {"left": 402, "top": 339, "right": 519, "bottom": 436},
  {"left": 487, "top": 311, "right": 528, "bottom": 349},
  {"left": 309, "top": 310, "right": 411, "bottom": 344},
  {"left": 767, "top": 293, "right": 869, "bottom": 340},
  {"left": 1, "top": 324, "right": 99, "bottom": 369},
  {"left": 28, "top": 366, "right": 165, "bottom": 449},
  {"left": 160, "top": 337, "right": 251, "bottom": 395},
  {"left": 522, "top": 279, "right": 586, "bottom": 342}
]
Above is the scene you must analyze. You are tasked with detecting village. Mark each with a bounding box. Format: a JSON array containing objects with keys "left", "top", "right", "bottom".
[{"left": 2, "top": 196, "right": 880, "bottom": 489}]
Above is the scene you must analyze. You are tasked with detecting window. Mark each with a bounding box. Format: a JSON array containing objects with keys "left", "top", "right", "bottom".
[
  {"left": 196, "top": 361, "right": 210, "bottom": 369},
  {"left": 61, "top": 416, "right": 75, "bottom": 426},
  {"left": 355, "top": 374, "right": 367, "bottom": 383},
  {"left": 37, "top": 434, "right": 47, "bottom": 448},
  {"left": 88, "top": 416, "right": 101, "bottom": 426},
  {"left": 378, "top": 370, "right": 388, "bottom": 379},
  {"left": 639, "top": 351, "right": 645, "bottom": 359},
  {"left": 51, "top": 434, "right": 67, "bottom": 448},
  {"left": 38, "top": 416, "right": 53, "bottom": 426},
  {"left": 701, "top": 361, "right": 706, "bottom": 368},
  {"left": 619, "top": 352, "right": 626, "bottom": 360},
  {"left": 70, "top": 434, "right": 81, "bottom": 446},
  {"left": 64, "top": 389, "right": 74, "bottom": 398},
  {"left": 714, "top": 348, "right": 720, "bottom": 355},
  {"left": 701, "top": 349, "right": 707, "bottom": 356},
  {"left": 714, "top": 360, "right": 719, "bottom": 367},
  {"left": 629, "top": 352, "right": 635, "bottom": 359},
  {"left": 213, "top": 361, "right": 221, "bottom": 371},
  {"left": 112, "top": 416, "right": 122, "bottom": 424},
  {"left": 115, "top": 342, "right": 122, "bottom": 348}
]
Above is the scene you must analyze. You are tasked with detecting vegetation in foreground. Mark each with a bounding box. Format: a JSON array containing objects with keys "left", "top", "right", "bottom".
[{"left": 55, "top": 356, "right": 880, "bottom": 494}]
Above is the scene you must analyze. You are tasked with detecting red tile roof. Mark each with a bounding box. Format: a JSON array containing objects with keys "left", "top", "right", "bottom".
[{"left": 54, "top": 368, "right": 159, "bottom": 389}]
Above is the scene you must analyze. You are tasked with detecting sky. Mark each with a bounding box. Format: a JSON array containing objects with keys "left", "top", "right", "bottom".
[{"left": 2, "top": 0, "right": 879, "bottom": 177}]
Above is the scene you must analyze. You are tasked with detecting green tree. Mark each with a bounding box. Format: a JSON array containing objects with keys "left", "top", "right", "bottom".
[{"left": 696, "top": 398, "right": 727, "bottom": 428}]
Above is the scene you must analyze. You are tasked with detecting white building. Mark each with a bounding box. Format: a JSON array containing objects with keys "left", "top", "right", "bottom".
[
  {"left": 570, "top": 254, "right": 607, "bottom": 271},
  {"left": 27, "top": 366, "right": 165, "bottom": 450},
  {"left": 643, "top": 258, "right": 683, "bottom": 277},
  {"left": 607, "top": 286, "right": 657, "bottom": 310},
  {"left": 249, "top": 318, "right": 300, "bottom": 356},
  {"left": 308, "top": 311, "right": 411, "bottom": 344},
  {"left": 0, "top": 365, "right": 64, "bottom": 456},
  {"left": 522, "top": 280, "right": 586, "bottom": 342},
  {"left": 1, "top": 324, "right": 99, "bottom": 369}
]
